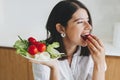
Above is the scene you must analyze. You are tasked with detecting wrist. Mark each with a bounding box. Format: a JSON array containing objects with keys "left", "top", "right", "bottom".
[
  {"left": 49, "top": 65, "right": 60, "bottom": 80},
  {"left": 50, "top": 65, "right": 58, "bottom": 70},
  {"left": 49, "top": 62, "right": 59, "bottom": 70},
  {"left": 94, "top": 62, "right": 106, "bottom": 72}
]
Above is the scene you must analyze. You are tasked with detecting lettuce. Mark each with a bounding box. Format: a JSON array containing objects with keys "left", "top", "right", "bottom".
[
  {"left": 47, "top": 42, "right": 64, "bottom": 59},
  {"left": 13, "top": 40, "right": 29, "bottom": 56}
]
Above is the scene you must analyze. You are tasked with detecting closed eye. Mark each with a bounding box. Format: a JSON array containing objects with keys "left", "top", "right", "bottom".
[
  {"left": 77, "top": 21, "right": 83, "bottom": 24},
  {"left": 74, "top": 18, "right": 89, "bottom": 24}
]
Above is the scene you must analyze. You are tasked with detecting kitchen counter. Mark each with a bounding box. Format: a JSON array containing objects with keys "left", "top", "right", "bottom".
[{"left": 104, "top": 41, "right": 120, "bottom": 56}]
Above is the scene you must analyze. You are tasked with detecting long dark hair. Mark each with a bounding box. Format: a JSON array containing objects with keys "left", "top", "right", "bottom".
[{"left": 46, "top": 0, "right": 92, "bottom": 58}]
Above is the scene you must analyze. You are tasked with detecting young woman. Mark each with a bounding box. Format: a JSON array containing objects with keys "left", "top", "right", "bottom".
[{"left": 30, "top": 0, "right": 106, "bottom": 80}]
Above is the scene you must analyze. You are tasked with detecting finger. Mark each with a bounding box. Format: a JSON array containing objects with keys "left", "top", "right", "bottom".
[
  {"left": 87, "top": 38, "right": 105, "bottom": 56},
  {"left": 87, "top": 44, "right": 94, "bottom": 55},
  {"left": 87, "top": 35, "right": 102, "bottom": 51},
  {"left": 90, "top": 35, "right": 104, "bottom": 47},
  {"left": 29, "top": 59, "right": 38, "bottom": 63},
  {"left": 29, "top": 59, "right": 43, "bottom": 64},
  {"left": 86, "top": 39, "right": 97, "bottom": 53}
]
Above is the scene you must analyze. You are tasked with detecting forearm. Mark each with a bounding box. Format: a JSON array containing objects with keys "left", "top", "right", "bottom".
[
  {"left": 50, "top": 67, "right": 60, "bottom": 80},
  {"left": 92, "top": 63, "right": 105, "bottom": 80}
]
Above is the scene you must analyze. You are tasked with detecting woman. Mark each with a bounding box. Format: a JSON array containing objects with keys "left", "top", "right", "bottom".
[{"left": 30, "top": 0, "right": 106, "bottom": 80}]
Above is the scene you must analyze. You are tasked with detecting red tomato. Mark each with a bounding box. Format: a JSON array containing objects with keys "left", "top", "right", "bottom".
[
  {"left": 33, "top": 41, "right": 42, "bottom": 46},
  {"left": 28, "top": 45, "right": 38, "bottom": 55},
  {"left": 81, "top": 34, "right": 92, "bottom": 41},
  {"left": 36, "top": 43, "right": 46, "bottom": 52},
  {"left": 28, "top": 37, "right": 36, "bottom": 44}
]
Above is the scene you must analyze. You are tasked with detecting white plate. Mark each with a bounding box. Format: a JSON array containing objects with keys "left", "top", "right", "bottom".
[{"left": 20, "top": 54, "right": 58, "bottom": 62}]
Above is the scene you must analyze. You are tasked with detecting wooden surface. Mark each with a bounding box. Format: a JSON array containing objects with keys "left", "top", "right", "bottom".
[
  {"left": 105, "top": 56, "right": 120, "bottom": 80},
  {"left": 0, "top": 47, "right": 34, "bottom": 80},
  {"left": 0, "top": 47, "right": 120, "bottom": 80}
]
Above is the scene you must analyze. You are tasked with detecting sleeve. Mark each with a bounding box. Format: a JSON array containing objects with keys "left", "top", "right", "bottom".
[
  {"left": 86, "top": 56, "right": 94, "bottom": 80},
  {"left": 32, "top": 63, "right": 50, "bottom": 80},
  {"left": 86, "top": 65, "right": 93, "bottom": 80},
  {"left": 86, "top": 56, "right": 107, "bottom": 80}
]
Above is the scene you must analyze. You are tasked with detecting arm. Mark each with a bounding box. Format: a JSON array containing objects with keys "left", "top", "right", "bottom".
[
  {"left": 50, "top": 65, "right": 60, "bottom": 80},
  {"left": 86, "top": 35, "right": 106, "bottom": 80},
  {"left": 92, "top": 63, "right": 106, "bottom": 80}
]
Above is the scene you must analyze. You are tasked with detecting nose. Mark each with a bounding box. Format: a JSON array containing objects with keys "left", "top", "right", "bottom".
[{"left": 84, "top": 21, "right": 92, "bottom": 30}]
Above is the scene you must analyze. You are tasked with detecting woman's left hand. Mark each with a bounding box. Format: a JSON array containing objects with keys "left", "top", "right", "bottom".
[
  {"left": 29, "top": 59, "right": 59, "bottom": 70},
  {"left": 86, "top": 35, "right": 106, "bottom": 65}
]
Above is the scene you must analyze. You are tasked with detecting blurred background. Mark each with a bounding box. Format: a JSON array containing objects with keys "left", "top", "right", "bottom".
[
  {"left": 0, "top": 0, "right": 120, "bottom": 47},
  {"left": 0, "top": 0, "right": 120, "bottom": 80}
]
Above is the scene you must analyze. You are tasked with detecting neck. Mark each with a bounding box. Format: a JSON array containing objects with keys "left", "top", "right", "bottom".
[
  {"left": 66, "top": 46, "right": 77, "bottom": 57},
  {"left": 64, "top": 43, "right": 78, "bottom": 66},
  {"left": 63, "top": 39, "right": 77, "bottom": 57},
  {"left": 63, "top": 39, "right": 78, "bottom": 66}
]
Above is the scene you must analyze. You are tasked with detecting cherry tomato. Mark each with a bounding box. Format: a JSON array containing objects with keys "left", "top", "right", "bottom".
[
  {"left": 28, "top": 45, "right": 38, "bottom": 55},
  {"left": 36, "top": 43, "right": 46, "bottom": 52},
  {"left": 33, "top": 41, "right": 41, "bottom": 46},
  {"left": 28, "top": 37, "right": 36, "bottom": 44}
]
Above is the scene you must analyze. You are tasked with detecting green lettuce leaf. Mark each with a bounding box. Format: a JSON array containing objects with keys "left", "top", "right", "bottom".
[{"left": 13, "top": 40, "right": 29, "bottom": 56}]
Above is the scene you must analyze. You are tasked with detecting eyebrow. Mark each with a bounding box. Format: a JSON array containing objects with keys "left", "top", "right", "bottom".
[{"left": 73, "top": 18, "right": 89, "bottom": 22}]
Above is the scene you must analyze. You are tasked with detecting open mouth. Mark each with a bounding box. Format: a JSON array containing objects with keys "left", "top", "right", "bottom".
[{"left": 81, "top": 34, "right": 91, "bottom": 41}]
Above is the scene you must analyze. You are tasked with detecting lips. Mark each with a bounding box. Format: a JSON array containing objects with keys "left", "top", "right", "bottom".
[{"left": 81, "top": 34, "right": 91, "bottom": 41}]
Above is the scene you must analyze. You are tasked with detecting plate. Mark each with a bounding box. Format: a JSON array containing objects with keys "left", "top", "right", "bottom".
[{"left": 20, "top": 52, "right": 58, "bottom": 62}]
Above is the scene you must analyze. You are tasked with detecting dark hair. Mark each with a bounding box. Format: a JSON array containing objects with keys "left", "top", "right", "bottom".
[{"left": 46, "top": 0, "right": 92, "bottom": 58}]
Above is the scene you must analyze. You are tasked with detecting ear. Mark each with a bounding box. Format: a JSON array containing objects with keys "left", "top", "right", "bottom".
[{"left": 56, "top": 23, "right": 65, "bottom": 34}]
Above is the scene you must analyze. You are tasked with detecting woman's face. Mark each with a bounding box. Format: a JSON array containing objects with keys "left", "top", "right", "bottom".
[{"left": 64, "top": 8, "right": 92, "bottom": 47}]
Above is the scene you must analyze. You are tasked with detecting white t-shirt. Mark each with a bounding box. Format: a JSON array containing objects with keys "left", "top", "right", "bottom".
[{"left": 32, "top": 47, "right": 94, "bottom": 80}]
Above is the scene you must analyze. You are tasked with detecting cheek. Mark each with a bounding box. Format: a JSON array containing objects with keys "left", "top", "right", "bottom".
[
  {"left": 73, "top": 27, "right": 83, "bottom": 36},
  {"left": 67, "top": 28, "right": 82, "bottom": 40},
  {"left": 65, "top": 24, "right": 84, "bottom": 40}
]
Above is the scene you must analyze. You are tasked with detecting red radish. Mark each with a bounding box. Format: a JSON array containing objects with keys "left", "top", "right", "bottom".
[
  {"left": 28, "top": 37, "right": 36, "bottom": 44},
  {"left": 33, "top": 41, "right": 42, "bottom": 46},
  {"left": 28, "top": 36, "right": 46, "bottom": 53},
  {"left": 28, "top": 45, "right": 38, "bottom": 55},
  {"left": 36, "top": 43, "right": 46, "bottom": 52}
]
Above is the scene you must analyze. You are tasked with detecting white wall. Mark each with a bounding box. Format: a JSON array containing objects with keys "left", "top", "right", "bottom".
[
  {"left": 0, "top": 0, "right": 120, "bottom": 47},
  {"left": 81, "top": 0, "right": 120, "bottom": 42},
  {"left": 0, "top": 0, "right": 4, "bottom": 24},
  {"left": 0, "top": 0, "right": 61, "bottom": 47}
]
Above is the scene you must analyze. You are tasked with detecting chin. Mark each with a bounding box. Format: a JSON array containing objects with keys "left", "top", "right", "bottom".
[
  {"left": 78, "top": 38, "right": 87, "bottom": 47},
  {"left": 80, "top": 42, "right": 87, "bottom": 47},
  {"left": 81, "top": 44, "right": 87, "bottom": 47}
]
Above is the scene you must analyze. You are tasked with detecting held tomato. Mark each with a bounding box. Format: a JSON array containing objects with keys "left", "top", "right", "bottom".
[
  {"left": 28, "top": 45, "right": 38, "bottom": 55},
  {"left": 81, "top": 34, "right": 92, "bottom": 41},
  {"left": 36, "top": 43, "right": 46, "bottom": 52},
  {"left": 28, "top": 37, "right": 36, "bottom": 44}
]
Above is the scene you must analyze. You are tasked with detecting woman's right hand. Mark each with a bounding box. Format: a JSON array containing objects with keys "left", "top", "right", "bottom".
[{"left": 86, "top": 35, "right": 106, "bottom": 66}]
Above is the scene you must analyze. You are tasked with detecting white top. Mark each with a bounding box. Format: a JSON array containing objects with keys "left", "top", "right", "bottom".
[{"left": 32, "top": 47, "right": 94, "bottom": 80}]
